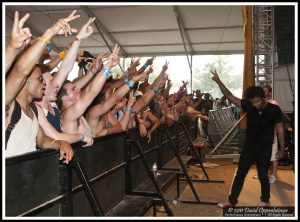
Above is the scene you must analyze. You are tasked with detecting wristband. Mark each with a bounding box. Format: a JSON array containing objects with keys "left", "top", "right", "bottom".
[
  {"left": 37, "top": 37, "right": 51, "bottom": 44},
  {"left": 51, "top": 139, "right": 57, "bottom": 145},
  {"left": 58, "top": 51, "right": 65, "bottom": 59},
  {"left": 126, "top": 80, "right": 135, "bottom": 89},
  {"left": 125, "top": 71, "right": 129, "bottom": 78},
  {"left": 126, "top": 108, "right": 137, "bottom": 114},
  {"left": 46, "top": 44, "right": 52, "bottom": 52},
  {"left": 102, "top": 68, "right": 111, "bottom": 77},
  {"left": 143, "top": 64, "right": 148, "bottom": 69},
  {"left": 152, "top": 87, "right": 159, "bottom": 93}
]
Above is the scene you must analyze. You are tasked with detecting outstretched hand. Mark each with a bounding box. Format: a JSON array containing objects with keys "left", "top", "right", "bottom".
[
  {"left": 146, "top": 55, "right": 156, "bottom": 65},
  {"left": 162, "top": 60, "right": 169, "bottom": 72},
  {"left": 211, "top": 70, "right": 221, "bottom": 82},
  {"left": 76, "top": 17, "right": 95, "bottom": 40},
  {"left": 106, "top": 44, "right": 120, "bottom": 68},
  {"left": 127, "top": 90, "right": 136, "bottom": 108},
  {"left": 9, "top": 11, "right": 32, "bottom": 51},
  {"left": 51, "top": 10, "right": 80, "bottom": 36}
]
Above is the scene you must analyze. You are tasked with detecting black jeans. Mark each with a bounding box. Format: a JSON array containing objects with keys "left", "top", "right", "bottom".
[{"left": 228, "top": 146, "right": 272, "bottom": 205}]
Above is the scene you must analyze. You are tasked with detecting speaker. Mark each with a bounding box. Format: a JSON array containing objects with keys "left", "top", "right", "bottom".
[{"left": 274, "top": 6, "right": 295, "bottom": 65}]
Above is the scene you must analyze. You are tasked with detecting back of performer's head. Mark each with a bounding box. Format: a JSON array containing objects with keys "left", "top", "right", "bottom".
[{"left": 244, "top": 86, "right": 265, "bottom": 99}]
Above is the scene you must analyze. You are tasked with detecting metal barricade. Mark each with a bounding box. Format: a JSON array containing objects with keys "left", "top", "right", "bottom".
[{"left": 207, "top": 106, "right": 240, "bottom": 150}]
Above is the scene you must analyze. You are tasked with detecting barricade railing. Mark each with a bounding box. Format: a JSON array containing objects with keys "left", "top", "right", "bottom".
[
  {"left": 5, "top": 117, "right": 197, "bottom": 217},
  {"left": 207, "top": 106, "right": 240, "bottom": 149}
]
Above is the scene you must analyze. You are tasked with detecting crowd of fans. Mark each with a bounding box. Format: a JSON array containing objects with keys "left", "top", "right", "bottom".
[{"left": 5, "top": 10, "right": 218, "bottom": 163}]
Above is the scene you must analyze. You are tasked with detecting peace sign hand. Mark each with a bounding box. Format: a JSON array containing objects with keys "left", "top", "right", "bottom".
[
  {"left": 76, "top": 17, "right": 95, "bottom": 40},
  {"left": 106, "top": 44, "right": 120, "bottom": 68},
  {"left": 210, "top": 69, "right": 221, "bottom": 82},
  {"left": 51, "top": 10, "right": 80, "bottom": 36},
  {"left": 9, "top": 11, "right": 32, "bottom": 51}
]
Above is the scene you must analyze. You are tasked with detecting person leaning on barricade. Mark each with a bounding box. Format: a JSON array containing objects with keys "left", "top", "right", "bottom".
[{"left": 5, "top": 10, "right": 80, "bottom": 163}]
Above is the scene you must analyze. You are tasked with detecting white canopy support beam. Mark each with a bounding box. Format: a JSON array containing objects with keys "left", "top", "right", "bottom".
[{"left": 81, "top": 6, "right": 128, "bottom": 58}]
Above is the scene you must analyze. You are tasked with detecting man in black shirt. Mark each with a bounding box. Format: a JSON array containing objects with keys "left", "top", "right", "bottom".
[{"left": 210, "top": 70, "right": 286, "bottom": 208}]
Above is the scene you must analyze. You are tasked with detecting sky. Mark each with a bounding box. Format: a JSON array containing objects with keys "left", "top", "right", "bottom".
[{"left": 62, "top": 54, "right": 245, "bottom": 97}]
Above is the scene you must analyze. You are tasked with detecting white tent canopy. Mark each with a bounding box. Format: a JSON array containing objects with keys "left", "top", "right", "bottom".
[{"left": 5, "top": 4, "right": 244, "bottom": 57}]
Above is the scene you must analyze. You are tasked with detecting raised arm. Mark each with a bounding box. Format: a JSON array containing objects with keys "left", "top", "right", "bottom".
[
  {"left": 211, "top": 70, "right": 241, "bottom": 108},
  {"left": 5, "top": 11, "right": 32, "bottom": 73},
  {"left": 119, "top": 91, "right": 136, "bottom": 130},
  {"left": 132, "top": 72, "right": 167, "bottom": 113},
  {"left": 72, "top": 51, "right": 107, "bottom": 90},
  {"left": 54, "top": 17, "right": 96, "bottom": 90},
  {"left": 6, "top": 10, "right": 80, "bottom": 106},
  {"left": 87, "top": 71, "right": 147, "bottom": 120},
  {"left": 63, "top": 44, "right": 120, "bottom": 121},
  {"left": 137, "top": 56, "right": 156, "bottom": 74}
]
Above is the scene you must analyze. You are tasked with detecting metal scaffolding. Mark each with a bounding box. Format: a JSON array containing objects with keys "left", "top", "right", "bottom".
[{"left": 253, "top": 6, "right": 275, "bottom": 86}]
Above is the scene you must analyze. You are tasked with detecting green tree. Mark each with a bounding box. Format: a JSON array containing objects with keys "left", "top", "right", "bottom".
[{"left": 193, "top": 55, "right": 243, "bottom": 98}]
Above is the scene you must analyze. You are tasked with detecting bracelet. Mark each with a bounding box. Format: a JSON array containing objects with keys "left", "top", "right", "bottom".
[
  {"left": 37, "top": 37, "right": 51, "bottom": 44},
  {"left": 58, "top": 51, "right": 65, "bottom": 59},
  {"left": 143, "top": 64, "right": 148, "bottom": 69},
  {"left": 102, "top": 68, "right": 111, "bottom": 77},
  {"left": 51, "top": 139, "right": 57, "bottom": 145},
  {"left": 80, "top": 134, "right": 85, "bottom": 141}
]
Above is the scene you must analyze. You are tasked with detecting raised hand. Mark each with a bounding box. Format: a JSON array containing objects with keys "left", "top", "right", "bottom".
[
  {"left": 76, "top": 17, "right": 95, "bottom": 40},
  {"left": 129, "top": 58, "right": 141, "bottom": 71},
  {"left": 106, "top": 44, "right": 120, "bottom": 68},
  {"left": 89, "top": 50, "right": 108, "bottom": 72},
  {"left": 50, "top": 10, "right": 80, "bottom": 36},
  {"left": 162, "top": 61, "right": 169, "bottom": 72},
  {"left": 146, "top": 55, "right": 156, "bottom": 65},
  {"left": 9, "top": 11, "right": 32, "bottom": 51},
  {"left": 127, "top": 91, "right": 136, "bottom": 108},
  {"left": 147, "top": 65, "right": 153, "bottom": 74},
  {"left": 211, "top": 69, "right": 221, "bottom": 82}
]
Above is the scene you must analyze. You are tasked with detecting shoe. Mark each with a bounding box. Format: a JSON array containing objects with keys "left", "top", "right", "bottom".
[
  {"left": 217, "top": 201, "right": 235, "bottom": 209},
  {"left": 260, "top": 201, "right": 270, "bottom": 207},
  {"left": 269, "top": 175, "right": 277, "bottom": 183}
]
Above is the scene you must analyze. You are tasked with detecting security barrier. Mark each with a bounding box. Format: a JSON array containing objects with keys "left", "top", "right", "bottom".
[
  {"left": 5, "top": 117, "right": 197, "bottom": 217},
  {"left": 207, "top": 106, "right": 240, "bottom": 149}
]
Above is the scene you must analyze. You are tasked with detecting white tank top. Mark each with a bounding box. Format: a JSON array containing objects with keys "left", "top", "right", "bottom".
[{"left": 6, "top": 109, "right": 39, "bottom": 158}]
